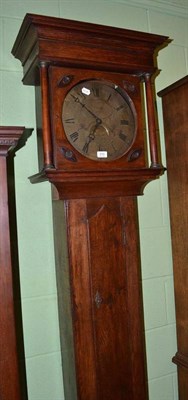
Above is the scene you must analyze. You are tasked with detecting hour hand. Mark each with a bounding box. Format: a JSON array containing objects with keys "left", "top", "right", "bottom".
[
  {"left": 82, "top": 141, "right": 89, "bottom": 154},
  {"left": 82, "top": 123, "right": 99, "bottom": 154}
]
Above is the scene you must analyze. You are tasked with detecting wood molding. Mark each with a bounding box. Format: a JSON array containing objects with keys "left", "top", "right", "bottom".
[
  {"left": 0, "top": 126, "right": 32, "bottom": 155},
  {"left": 11, "top": 13, "right": 168, "bottom": 85},
  {"left": 29, "top": 166, "right": 165, "bottom": 199},
  {"left": 173, "top": 352, "right": 188, "bottom": 370}
]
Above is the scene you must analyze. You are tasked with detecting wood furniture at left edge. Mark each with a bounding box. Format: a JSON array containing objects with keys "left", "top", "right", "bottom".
[{"left": 0, "top": 126, "right": 31, "bottom": 400}]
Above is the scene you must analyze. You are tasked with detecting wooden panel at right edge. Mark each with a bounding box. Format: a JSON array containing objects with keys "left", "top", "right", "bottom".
[{"left": 159, "top": 76, "right": 188, "bottom": 400}]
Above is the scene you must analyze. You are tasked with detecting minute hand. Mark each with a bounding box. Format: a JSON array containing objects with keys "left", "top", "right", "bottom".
[{"left": 71, "top": 94, "right": 102, "bottom": 123}]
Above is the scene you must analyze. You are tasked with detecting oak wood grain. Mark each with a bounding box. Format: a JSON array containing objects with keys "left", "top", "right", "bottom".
[
  {"left": 52, "top": 196, "right": 148, "bottom": 400},
  {"left": 159, "top": 76, "right": 188, "bottom": 399}
]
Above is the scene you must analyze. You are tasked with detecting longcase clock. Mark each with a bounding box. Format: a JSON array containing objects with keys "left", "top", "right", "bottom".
[
  {"left": 12, "top": 14, "right": 169, "bottom": 400},
  {"left": 0, "top": 126, "right": 31, "bottom": 400}
]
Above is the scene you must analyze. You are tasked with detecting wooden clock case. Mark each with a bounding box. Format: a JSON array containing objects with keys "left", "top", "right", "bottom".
[{"left": 12, "top": 14, "right": 169, "bottom": 400}]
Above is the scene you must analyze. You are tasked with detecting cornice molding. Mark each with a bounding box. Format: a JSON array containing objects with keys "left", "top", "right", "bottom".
[
  {"left": 113, "top": 0, "right": 188, "bottom": 18},
  {"left": 173, "top": 351, "right": 188, "bottom": 369},
  {"left": 0, "top": 126, "right": 33, "bottom": 156}
]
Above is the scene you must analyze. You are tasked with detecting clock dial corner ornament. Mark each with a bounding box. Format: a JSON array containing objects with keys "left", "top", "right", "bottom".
[{"left": 62, "top": 79, "right": 137, "bottom": 161}]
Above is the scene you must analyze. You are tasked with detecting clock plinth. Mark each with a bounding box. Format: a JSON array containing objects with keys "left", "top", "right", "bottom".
[{"left": 12, "top": 14, "right": 169, "bottom": 400}]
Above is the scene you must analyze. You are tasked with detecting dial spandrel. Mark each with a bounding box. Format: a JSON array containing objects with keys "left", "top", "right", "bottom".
[{"left": 62, "top": 80, "right": 137, "bottom": 161}]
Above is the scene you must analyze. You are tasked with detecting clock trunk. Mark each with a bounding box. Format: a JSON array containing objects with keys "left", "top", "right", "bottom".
[{"left": 52, "top": 195, "right": 148, "bottom": 400}]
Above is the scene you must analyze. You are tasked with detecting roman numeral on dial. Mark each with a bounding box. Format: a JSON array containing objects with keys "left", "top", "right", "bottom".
[
  {"left": 107, "top": 93, "right": 112, "bottom": 102},
  {"left": 116, "top": 104, "right": 124, "bottom": 111},
  {"left": 65, "top": 118, "right": 75, "bottom": 123},
  {"left": 70, "top": 131, "right": 79, "bottom": 142},
  {"left": 92, "top": 87, "right": 100, "bottom": 97},
  {"left": 121, "top": 120, "right": 129, "bottom": 125},
  {"left": 119, "top": 132, "right": 127, "bottom": 142}
]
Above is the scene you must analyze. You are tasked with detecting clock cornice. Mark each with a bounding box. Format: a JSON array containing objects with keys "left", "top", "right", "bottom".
[
  {"left": 0, "top": 126, "right": 32, "bottom": 156},
  {"left": 12, "top": 13, "right": 169, "bottom": 85}
]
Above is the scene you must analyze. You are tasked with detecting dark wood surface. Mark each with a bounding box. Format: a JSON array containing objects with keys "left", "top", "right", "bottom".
[
  {"left": 52, "top": 195, "right": 148, "bottom": 400},
  {"left": 0, "top": 127, "right": 31, "bottom": 400},
  {"left": 159, "top": 76, "right": 188, "bottom": 399},
  {"left": 12, "top": 14, "right": 169, "bottom": 400}
]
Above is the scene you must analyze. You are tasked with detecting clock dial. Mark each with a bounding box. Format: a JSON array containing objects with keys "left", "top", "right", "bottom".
[{"left": 62, "top": 79, "right": 137, "bottom": 161}]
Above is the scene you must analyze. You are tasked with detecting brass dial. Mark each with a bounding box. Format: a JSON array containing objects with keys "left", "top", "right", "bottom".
[{"left": 62, "top": 79, "right": 137, "bottom": 161}]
